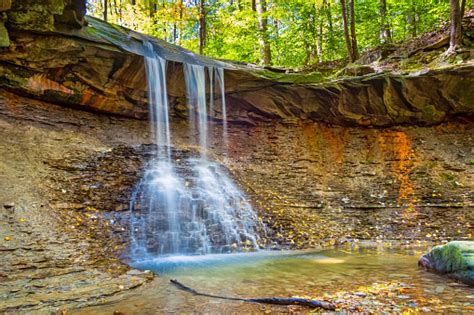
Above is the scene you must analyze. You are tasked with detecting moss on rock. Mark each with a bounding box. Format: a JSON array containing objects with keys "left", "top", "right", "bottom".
[{"left": 420, "top": 241, "right": 474, "bottom": 285}]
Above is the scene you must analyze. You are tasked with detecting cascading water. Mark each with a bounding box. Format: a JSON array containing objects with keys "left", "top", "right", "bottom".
[{"left": 129, "top": 43, "right": 262, "bottom": 259}]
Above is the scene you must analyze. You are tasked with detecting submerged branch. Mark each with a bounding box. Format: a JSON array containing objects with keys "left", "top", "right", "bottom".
[{"left": 170, "top": 279, "right": 336, "bottom": 310}]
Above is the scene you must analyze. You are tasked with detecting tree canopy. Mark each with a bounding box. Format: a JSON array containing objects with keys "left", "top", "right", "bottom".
[{"left": 87, "top": 0, "right": 466, "bottom": 67}]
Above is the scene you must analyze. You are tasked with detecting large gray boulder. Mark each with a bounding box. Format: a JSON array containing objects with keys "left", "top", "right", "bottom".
[{"left": 419, "top": 241, "right": 474, "bottom": 286}]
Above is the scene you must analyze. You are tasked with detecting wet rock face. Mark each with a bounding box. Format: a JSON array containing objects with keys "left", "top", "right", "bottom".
[{"left": 419, "top": 241, "right": 474, "bottom": 286}]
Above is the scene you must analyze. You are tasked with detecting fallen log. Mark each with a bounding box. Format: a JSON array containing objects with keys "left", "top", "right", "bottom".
[{"left": 170, "top": 279, "right": 336, "bottom": 310}]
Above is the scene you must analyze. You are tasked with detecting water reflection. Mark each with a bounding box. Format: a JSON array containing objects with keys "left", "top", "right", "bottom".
[{"left": 76, "top": 248, "right": 474, "bottom": 314}]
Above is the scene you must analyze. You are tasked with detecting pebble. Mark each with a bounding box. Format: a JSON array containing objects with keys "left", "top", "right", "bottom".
[{"left": 354, "top": 292, "right": 367, "bottom": 297}]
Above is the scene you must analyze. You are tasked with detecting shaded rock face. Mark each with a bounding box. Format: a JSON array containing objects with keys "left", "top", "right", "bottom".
[
  {"left": 0, "top": 31, "right": 150, "bottom": 118},
  {"left": 225, "top": 67, "right": 474, "bottom": 126},
  {"left": 419, "top": 241, "right": 474, "bottom": 286}
]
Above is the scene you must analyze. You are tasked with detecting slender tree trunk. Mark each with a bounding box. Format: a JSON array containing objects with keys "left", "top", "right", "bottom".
[
  {"left": 273, "top": 18, "right": 279, "bottom": 60},
  {"left": 113, "top": 0, "right": 117, "bottom": 15},
  {"left": 460, "top": 0, "right": 466, "bottom": 17},
  {"left": 178, "top": 0, "right": 183, "bottom": 45},
  {"left": 340, "top": 0, "right": 353, "bottom": 62},
  {"left": 324, "top": 0, "right": 334, "bottom": 55},
  {"left": 108, "top": 0, "right": 113, "bottom": 21},
  {"left": 316, "top": 10, "right": 323, "bottom": 63},
  {"left": 409, "top": 1, "right": 417, "bottom": 37},
  {"left": 199, "top": 0, "right": 206, "bottom": 55},
  {"left": 119, "top": 0, "right": 123, "bottom": 22},
  {"left": 173, "top": 23, "right": 177, "bottom": 43},
  {"left": 103, "top": 0, "right": 108, "bottom": 21},
  {"left": 173, "top": 1, "right": 178, "bottom": 43},
  {"left": 251, "top": 0, "right": 256, "bottom": 12},
  {"left": 379, "top": 0, "right": 391, "bottom": 43},
  {"left": 349, "top": 0, "right": 358, "bottom": 60},
  {"left": 256, "top": 0, "right": 271, "bottom": 65},
  {"left": 149, "top": 1, "right": 157, "bottom": 17},
  {"left": 305, "top": 13, "right": 314, "bottom": 65},
  {"left": 449, "top": 0, "right": 462, "bottom": 51}
]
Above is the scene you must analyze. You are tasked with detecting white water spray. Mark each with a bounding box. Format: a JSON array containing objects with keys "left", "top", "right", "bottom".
[{"left": 129, "top": 43, "right": 262, "bottom": 258}]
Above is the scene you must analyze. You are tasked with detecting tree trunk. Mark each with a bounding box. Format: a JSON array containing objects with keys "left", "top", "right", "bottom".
[
  {"left": 408, "top": 1, "right": 417, "bottom": 38},
  {"left": 460, "top": 0, "right": 466, "bottom": 17},
  {"left": 449, "top": 0, "right": 462, "bottom": 51},
  {"left": 340, "top": 0, "right": 353, "bottom": 62},
  {"left": 305, "top": 13, "right": 314, "bottom": 65},
  {"left": 379, "top": 0, "right": 391, "bottom": 43},
  {"left": 349, "top": 0, "right": 358, "bottom": 60},
  {"left": 172, "top": 0, "right": 179, "bottom": 43},
  {"left": 149, "top": 1, "right": 157, "bottom": 18},
  {"left": 178, "top": 0, "right": 183, "bottom": 45},
  {"left": 324, "top": 0, "right": 334, "bottom": 54},
  {"left": 251, "top": 0, "right": 256, "bottom": 12},
  {"left": 316, "top": 11, "right": 323, "bottom": 63},
  {"left": 199, "top": 0, "right": 206, "bottom": 55},
  {"left": 256, "top": 0, "right": 271, "bottom": 65},
  {"left": 173, "top": 23, "right": 177, "bottom": 43},
  {"left": 103, "top": 0, "right": 108, "bottom": 22},
  {"left": 113, "top": 0, "right": 117, "bottom": 15}
]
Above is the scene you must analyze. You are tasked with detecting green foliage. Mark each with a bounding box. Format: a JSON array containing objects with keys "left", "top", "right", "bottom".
[{"left": 86, "top": 0, "right": 456, "bottom": 68}]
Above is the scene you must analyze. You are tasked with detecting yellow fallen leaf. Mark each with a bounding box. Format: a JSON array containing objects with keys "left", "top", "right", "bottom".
[{"left": 4, "top": 236, "right": 11, "bottom": 241}]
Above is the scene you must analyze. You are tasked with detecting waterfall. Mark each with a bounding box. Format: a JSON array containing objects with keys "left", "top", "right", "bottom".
[
  {"left": 184, "top": 64, "right": 208, "bottom": 155},
  {"left": 129, "top": 42, "right": 262, "bottom": 259},
  {"left": 144, "top": 42, "right": 171, "bottom": 160}
]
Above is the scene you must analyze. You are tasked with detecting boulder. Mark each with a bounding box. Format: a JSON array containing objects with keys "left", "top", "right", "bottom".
[{"left": 419, "top": 241, "right": 474, "bottom": 286}]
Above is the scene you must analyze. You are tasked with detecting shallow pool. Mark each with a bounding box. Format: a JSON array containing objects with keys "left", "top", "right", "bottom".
[{"left": 76, "top": 247, "right": 474, "bottom": 313}]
